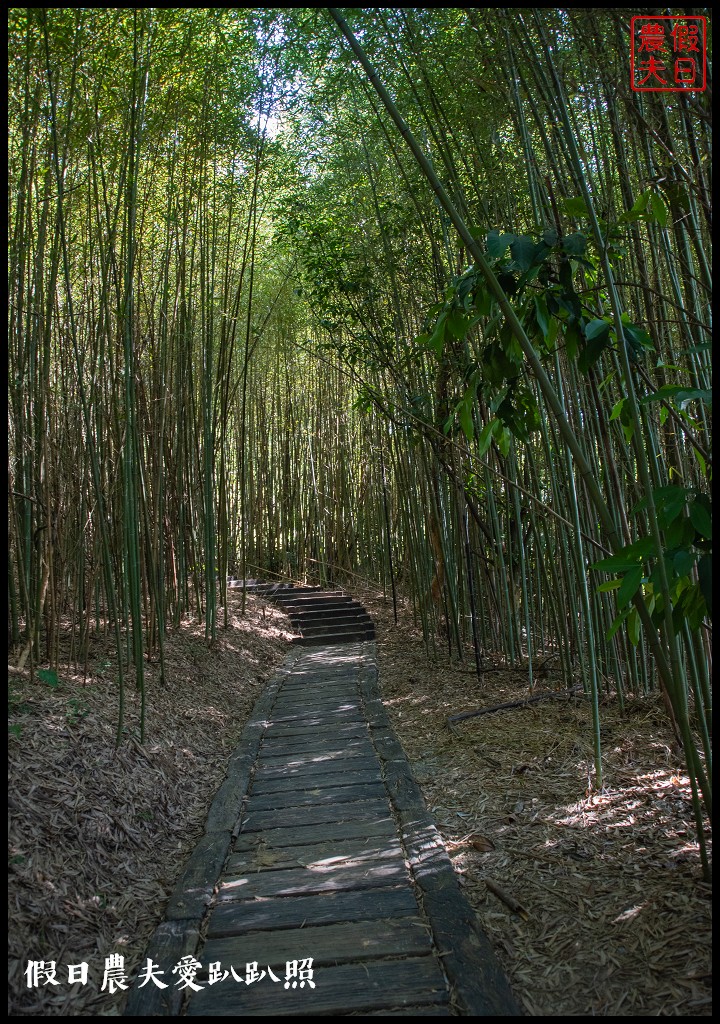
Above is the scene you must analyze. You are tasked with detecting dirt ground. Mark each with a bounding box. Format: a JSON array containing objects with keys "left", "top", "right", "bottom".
[{"left": 7, "top": 587, "right": 712, "bottom": 1016}]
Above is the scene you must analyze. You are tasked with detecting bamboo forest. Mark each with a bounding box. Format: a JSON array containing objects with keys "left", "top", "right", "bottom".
[{"left": 8, "top": 8, "right": 711, "bottom": 1017}]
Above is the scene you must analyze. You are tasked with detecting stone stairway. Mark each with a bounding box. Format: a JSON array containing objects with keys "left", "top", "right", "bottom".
[{"left": 235, "top": 581, "right": 376, "bottom": 646}]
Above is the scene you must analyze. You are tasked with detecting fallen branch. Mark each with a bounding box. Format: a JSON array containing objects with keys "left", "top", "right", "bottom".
[
  {"left": 484, "top": 877, "right": 529, "bottom": 920},
  {"left": 447, "top": 685, "right": 584, "bottom": 723}
]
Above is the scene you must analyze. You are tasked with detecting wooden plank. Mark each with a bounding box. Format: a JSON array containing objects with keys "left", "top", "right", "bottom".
[
  {"left": 266, "top": 707, "right": 361, "bottom": 725},
  {"left": 259, "top": 733, "right": 372, "bottom": 757},
  {"left": 368, "top": 725, "right": 408, "bottom": 764},
  {"left": 271, "top": 700, "right": 359, "bottom": 711},
  {"left": 254, "top": 747, "right": 376, "bottom": 771},
  {"left": 263, "top": 721, "right": 367, "bottom": 739},
  {"left": 259, "top": 744, "right": 372, "bottom": 764},
  {"left": 205, "top": 754, "right": 255, "bottom": 833},
  {"left": 164, "top": 830, "right": 232, "bottom": 921},
  {"left": 207, "top": 886, "right": 420, "bottom": 937},
  {"left": 229, "top": 835, "right": 403, "bottom": 871},
  {"left": 251, "top": 767, "right": 382, "bottom": 794},
  {"left": 282, "top": 660, "right": 361, "bottom": 672},
  {"left": 271, "top": 693, "right": 361, "bottom": 708},
  {"left": 246, "top": 781, "right": 387, "bottom": 811},
  {"left": 233, "top": 817, "right": 397, "bottom": 851},
  {"left": 279, "top": 671, "right": 359, "bottom": 682},
  {"left": 287, "top": 614, "right": 370, "bottom": 626},
  {"left": 279, "top": 675, "right": 360, "bottom": 686},
  {"left": 293, "top": 632, "right": 372, "bottom": 646},
  {"left": 283, "top": 653, "right": 361, "bottom": 665},
  {"left": 269, "top": 697, "right": 360, "bottom": 713},
  {"left": 286, "top": 657, "right": 363, "bottom": 667},
  {"left": 124, "top": 920, "right": 200, "bottom": 1016},
  {"left": 279, "top": 668, "right": 360, "bottom": 679},
  {"left": 218, "top": 858, "right": 408, "bottom": 901},
  {"left": 274, "top": 684, "right": 359, "bottom": 699},
  {"left": 239, "top": 797, "right": 392, "bottom": 832},
  {"left": 298, "top": 623, "right": 372, "bottom": 636},
  {"left": 270, "top": 693, "right": 359, "bottom": 707},
  {"left": 269, "top": 694, "right": 360, "bottom": 708},
  {"left": 252, "top": 755, "right": 380, "bottom": 781},
  {"left": 199, "top": 917, "right": 432, "bottom": 973},
  {"left": 185, "top": 956, "right": 449, "bottom": 1016},
  {"left": 294, "top": 617, "right": 371, "bottom": 629},
  {"left": 288, "top": 612, "right": 372, "bottom": 624},
  {"left": 259, "top": 720, "right": 368, "bottom": 737}
]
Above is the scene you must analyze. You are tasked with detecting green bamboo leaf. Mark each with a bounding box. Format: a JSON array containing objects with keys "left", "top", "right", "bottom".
[
  {"left": 649, "top": 193, "right": 668, "bottom": 227},
  {"left": 564, "top": 324, "right": 580, "bottom": 360},
  {"left": 562, "top": 197, "right": 587, "bottom": 217},
  {"left": 617, "top": 566, "right": 643, "bottom": 608},
  {"left": 598, "top": 579, "right": 622, "bottom": 592},
  {"left": 622, "top": 322, "right": 654, "bottom": 353},
  {"left": 510, "top": 235, "right": 538, "bottom": 272},
  {"left": 641, "top": 385, "right": 711, "bottom": 408},
  {"left": 496, "top": 425, "right": 512, "bottom": 457},
  {"left": 427, "top": 312, "right": 447, "bottom": 356},
  {"left": 458, "top": 400, "right": 474, "bottom": 442},
  {"left": 607, "top": 606, "right": 630, "bottom": 639},
  {"left": 689, "top": 499, "right": 712, "bottom": 539},
  {"left": 534, "top": 295, "right": 550, "bottom": 341},
  {"left": 487, "top": 230, "right": 516, "bottom": 260},
  {"left": 477, "top": 419, "right": 496, "bottom": 458},
  {"left": 584, "top": 318, "right": 611, "bottom": 341},
  {"left": 610, "top": 398, "right": 625, "bottom": 421},
  {"left": 578, "top": 334, "right": 611, "bottom": 374},
  {"left": 627, "top": 189, "right": 652, "bottom": 219},
  {"left": 447, "top": 308, "right": 470, "bottom": 340},
  {"left": 627, "top": 607, "right": 641, "bottom": 646},
  {"left": 683, "top": 583, "right": 708, "bottom": 631},
  {"left": 562, "top": 232, "right": 587, "bottom": 256},
  {"left": 650, "top": 485, "right": 689, "bottom": 528},
  {"left": 593, "top": 537, "right": 655, "bottom": 572},
  {"left": 665, "top": 517, "right": 696, "bottom": 549},
  {"left": 673, "top": 549, "right": 695, "bottom": 576}
]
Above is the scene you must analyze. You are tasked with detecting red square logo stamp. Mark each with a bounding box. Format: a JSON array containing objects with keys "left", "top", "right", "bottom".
[{"left": 630, "top": 15, "right": 707, "bottom": 92}]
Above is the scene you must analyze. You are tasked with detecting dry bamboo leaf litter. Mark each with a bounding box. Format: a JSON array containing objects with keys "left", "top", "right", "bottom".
[
  {"left": 351, "top": 586, "right": 711, "bottom": 1018},
  {"left": 8, "top": 595, "right": 297, "bottom": 1017}
]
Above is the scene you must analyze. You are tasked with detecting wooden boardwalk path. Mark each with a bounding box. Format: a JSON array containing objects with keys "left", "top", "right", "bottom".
[{"left": 126, "top": 588, "right": 518, "bottom": 1016}]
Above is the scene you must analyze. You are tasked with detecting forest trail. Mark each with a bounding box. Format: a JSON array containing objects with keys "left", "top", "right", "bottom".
[{"left": 125, "top": 595, "right": 517, "bottom": 1016}]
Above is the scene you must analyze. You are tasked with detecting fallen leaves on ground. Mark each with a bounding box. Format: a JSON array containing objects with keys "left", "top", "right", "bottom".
[
  {"left": 8, "top": 595, "right": 297, "bottom": 1016},
  {"left": 355, "top": 586, "right": 712, "bottom": 1018}
]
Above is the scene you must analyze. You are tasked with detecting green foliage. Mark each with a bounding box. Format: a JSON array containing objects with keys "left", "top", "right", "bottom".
[
  {"left": 640, "top": 384, "right": 711, "bottom": 411},
  {"left": 66, "top": 697, "right": 90, "bottom": 726},
  {"left": 36, "top": 668, "right": 61, "bottom": 690},
  {"left": 593, "top": 487, "right": 712, "bottom": 641},
  {"left": 407, "top": 220, "right": 666, "bottom": 445}
]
